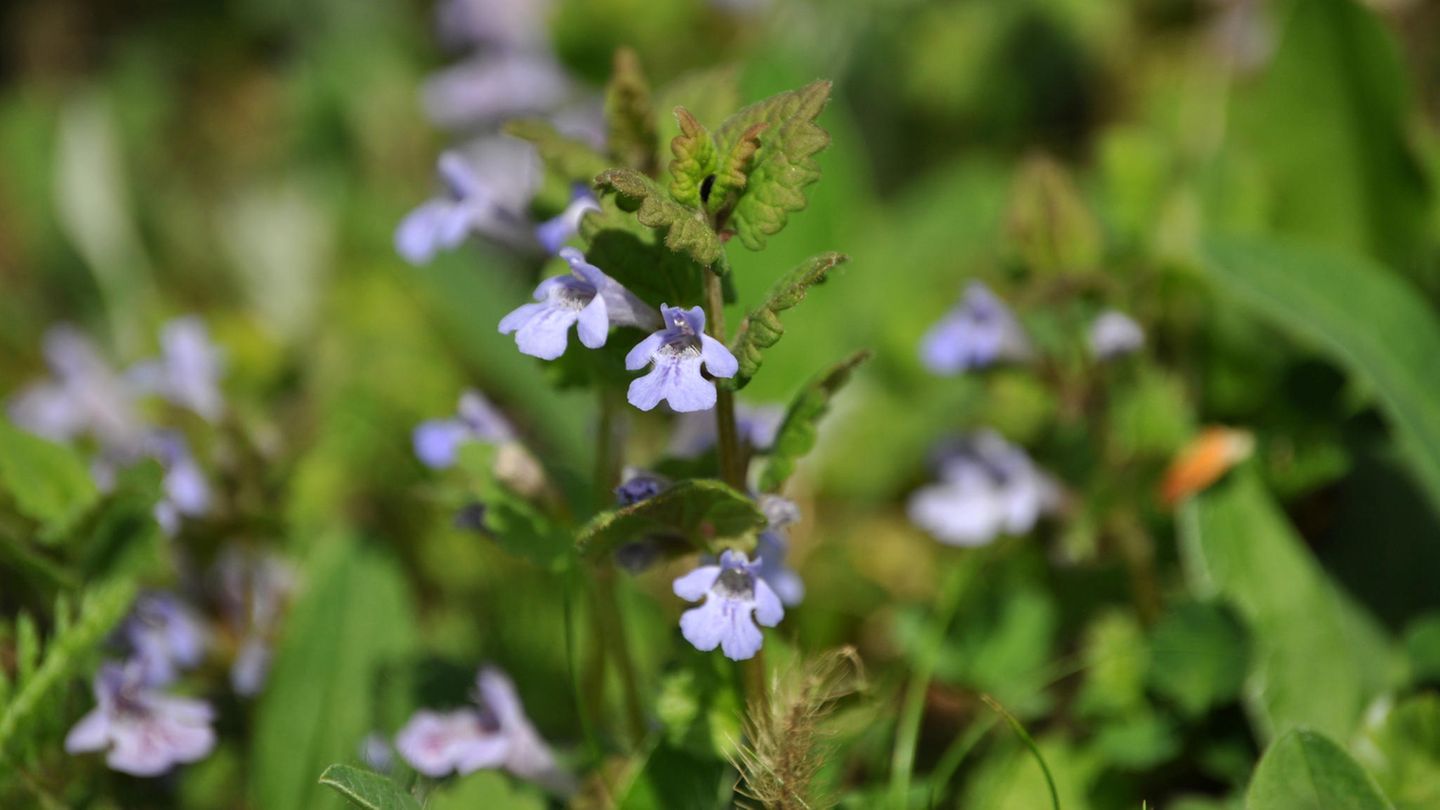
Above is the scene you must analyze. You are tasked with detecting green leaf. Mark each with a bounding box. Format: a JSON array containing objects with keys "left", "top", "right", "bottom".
[
  {"left": 759, "top": 350, "right": 870, "bottom": 493},
  {"left": 706, "top": 121, "right": 765, "bottom": 217},
  {"left": 655, "top": 652, "right": 742, "bottom": 759},
  {"left": 426, "top": 771, "right": 547, "bottom": 810},
  {"left": 724, "top": 252, "right": 848, "bottom": 390},
  {"left": 580, "top": 194, "right": 705, "bottom": 307},
  {"left": 1247, "top": 728, "right": 1395, "bottom": 810},
  {"left": 503, "top": 119, "right": 609, "bottom": 183},
  {"left": 655, "top": 67, "right": 741, "bottom": 152},
  {"left": 1004, "top": 154, "right": 1102, "bottom": 273},
  {"left": 250, "top": 540, "right": 417, "bottom": 810},
  {"left": 1354, "top": 694, "right": 1440, "bottom": 810},
  {"left": 594, "top": 168, "right": 722, "bottom": 267},
  {"left": 575, "top": 479, "right": 764, "bottom": 559},
  {"left": 0, "top": 419, "right": 100, "bottom": 542},
  {"left": 1147, "top": 600, "right": 1250, "bottom": 718},
  {"left": 605, "top": 47, "right": 659, "bottom": 176},
  {"left": 1202, "top": 234, "right": 1440, "bottom": 513},
  {"left": 317, "top": 764, "right": 420, "bottom": 810},
  {"left": 1180, "top": 469, "right": 1392, "bottom": 743},
  {"left": 713, "top": 80, "right": 832, "bottom": 250},
  {"left": 668, "top": 107, "right": 717, "bottom": 208}
]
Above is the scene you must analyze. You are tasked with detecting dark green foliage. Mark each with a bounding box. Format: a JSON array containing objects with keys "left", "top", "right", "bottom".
[
  {"left": 1147, "top": 600, "right": 1249, "bottom": 718},
  {"left": 1247, "top": 729, "right": 1395, "bottom": 810},
  {"left": 317, "top": 764, "right": 421, "bottom": 810},
  {"left": 724, "top": 251, "right": 847, "bottom": 390},
  {"left": 0, "top": 418, "right": 99, "bottom": 543},
  {"left": 594, "top": 168, "right": 722, "bottom": 267},
  {"left": 574, "top": 478, "right": 764, "bottom": 558},
  {"left": 759, "top": 350, "right": 870, "bottom": 493},
  {"left": 579, "top": 194, "right": 706, "bottom": 307}
]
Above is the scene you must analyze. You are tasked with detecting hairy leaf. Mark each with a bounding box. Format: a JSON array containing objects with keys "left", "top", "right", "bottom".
[
  {"left": 594, "top": 168, "right": 722, "bottom": 267},
  {"left": 503, "top": 119, "right": 609, "bottom": 183},
  {"left": 580, "top": 194, "right": 705, "bottom": 307},
  {"left": 0, "top": 418, "right": 99, "bottom": 543},
  {"left": 759, "top": 350, "right": 871, "bottom": 493},
  {"left": 575, "top": 479, "right": 764, "bottom": 558},
  {"left": 605, "top": 48, "right": 658, "bottom": 176},
  {"left": 724, "top": 252, "right": 847, "bottom": 390},
  {"left": 1247, "top": 729, "right": 1394, "bottom": 810},
  {"left": 668, "top": 107, "right": 717, "bottom": 208},
  {"left": 707, "top": 122, "right": 766, "bottom": 216},
  {"left": 318, "top": 765, "right": 421, "bottom": 810},
  {"left": 713, "top": 80, "right": 832, "bottom": 250}
]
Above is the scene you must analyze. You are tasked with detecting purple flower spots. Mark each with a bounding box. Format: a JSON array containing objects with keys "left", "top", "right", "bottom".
[
  {"left": 673, "top": 549, "right": 784, "bottom": 661},
  {"left": 920, "top": 282, "right": 1030, "bottom": 375},
  {"left": 8, "top": 326, "right": 143, "bottom": 450},
  {"left": 1088, "top": 309, "right": 1144, "bottom": 360},
  {"left": 413, "top": 389, "right": 516, "bottom": 469},
  {"left": 128, "top": 318, "right": 225, "bottom": 421},
  {"left": 396, "top": 148, "right": 538, "bottom": 265},
  {"left": 615, "top": 467, "right": 669, "bottom": 506},
  {"left": 625, "top": 305, "right": 738, "bottom": 413},
  {"left": 120, "top": 592, "right": 206, "bottom": 687},
  {"left": 146, "top": 431, "right": 212, "bottom": 536},
  {"left": 500, "top": 248, "right": 658, "bottom": 360},
  {"left": 65, "top": 661, "right": 216, "bottom": 776},
  {"left": 908, "top": 430, "right": 1060, "bottom": 546},
  {"left": 535, "top": 186, "right": 600, "bottom": 254}
]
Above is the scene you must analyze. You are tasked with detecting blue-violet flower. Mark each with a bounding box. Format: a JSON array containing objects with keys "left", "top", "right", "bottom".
[
  {"left": 908, "top": 430, "right": 1060, "bottom": 546},
  {"left": 499, "top": 248, "right": 657, "bottom": 360},
  {"left": 625, "top": 305, "right": 738, "bottom": 413},
  {"left": 535, "top": 186, "right": 600, "bottom": 254},
  {"left": 920, "top": 282, "right": 1030, "bottom": 375},
  {"left": 1088, "top": 309, "right": 1145, "bottom": 360},
  {"left": 413, "top": 389, "right": 516, "bottom": 469},
  {"left": 120, "top": 592, "right": 206, "bottom": 687},
  {"left": 673, "top": 549, "right": 784, "bottom": 661},
  {"left": 65, "top": 661, "right": 216, "bottom": 776}
]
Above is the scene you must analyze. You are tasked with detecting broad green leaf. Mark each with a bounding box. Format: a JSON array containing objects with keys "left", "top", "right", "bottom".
[
  {"left": 594, "top": 169, "right": 722, "bottom": 267},
  {"left": 1354, "top": 694, "right": 1440, "bottom": 810},
  {"left": 1246, "top": 728, "right": 1394, "bottom": 810},
  {"left": 706, "top": 121, "right": 765, "bottom": 218},
  {"left": 250, "top": 540, "right": 417, "bottom": 810},
  {"left": 575, "top": 479, "right": 764, "bottom": 558},
  {"left": 503, "top": 119, "right": 609, "bottom": 183},
  {"left": 604, "top": 48, "right": 658, "bottom": 176},
  {"left": 713, "top": 80, "right": 832, "bottom": 250},
  {"left": 0, "top": 419, "right": 99, "bottom": 542},
  {"left": 759, "top": 350, "right": 870, "bottom": 493},
  {"left": 1147, "top": 600, "right": 1249, "bottom": 718},
  {"left": 317, "top": 764, "right": 420, "bottom": 810},
  {"left": 1075, "top": 611, "right": 1148, "bottom": 719},
  {"left": 1202, "top": 235, "right": 1440, "bottom": 512},
  {"left": 723, "top": 252, "right": 848, "bottom": 390},
  {"left": 668, "top": 107, "right": 717, "bottom": 208},
  {"left": 580, "top": 194, "right": 705, "bottom": 307},
  {"left": 427, "top": 771, "right": 546, "bottom": 810},
  {"left": 1180, "top": 469, "right": 1392, "bottom": 742},
  {"left": 1404, "top": 614, "right": 1440, "bottom": 684}
]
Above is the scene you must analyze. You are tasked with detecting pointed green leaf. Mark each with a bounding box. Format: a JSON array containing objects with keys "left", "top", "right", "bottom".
[
  {"left": 605, "top": 48, "right": 659, "bottom": 176},
  {"left": 759, "top": 350, "right": 871, "bottom": 493},
  {"left": 0, "top": 419, "right": 100, "bottom": 543},
  {"left": 1202, "top": 234, "right": 1440, "bottom": 513},
  {"left": 1247, "top": 728, "right": 1394, "bottom": 810},
  {"left": 575, "top": 479, "right": 764, "bottom": 559},
  {"left": 503, "top": 119, "right": 609, "bottom": 183},
  {"left": 594, "top": 168, "right": 722, "bottom": 267},
  {"left": 723, "top": 251, "right": 848, "bottom": 390},
  {"left": 713, "top": 80, "right": 832, "bottom": 250},
  {"left": 318, "top": 765, "right": 421, "bottom": 810},
  {"left": 706, "top": 121, "right": 766, "bottom": 216},
  {"left": 668, "top": 107, "right": 718, "bottom": 208}
]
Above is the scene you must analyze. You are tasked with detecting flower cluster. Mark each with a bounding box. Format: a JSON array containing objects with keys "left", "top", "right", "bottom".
[
  {"left": 65, "top": 661, "right": 216, "bottom": 777},
  {"left": 908, "top": 430, "right": 1060, "bottom": 546}
]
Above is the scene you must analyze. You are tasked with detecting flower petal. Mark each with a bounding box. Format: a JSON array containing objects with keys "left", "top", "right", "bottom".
[
  {"left": 413, "top": 419, "right": 470, "bottom": 469},
  {"left": 624, "top": 333, "right": 664, "bottom": 371},
  {"left": 394, "top": 200, "right": 452, "bottom": 266},
  {"left": 678, "top": 599, "right": 728, "bottom": 653},
  {"left": 699, "top": 335, "right": 738, "bottom": 378},
  {"left": 576, "top": 296, "right": 609, "bottom": 349},
  {"left": 752, "top": 578, "right": 785, "bottom": 627},
  {"left": 672, "top": 565, "right": 722, "bottom": 602},
  {"left": 64, "top": 709, "right": 111, "bottom": 754}
]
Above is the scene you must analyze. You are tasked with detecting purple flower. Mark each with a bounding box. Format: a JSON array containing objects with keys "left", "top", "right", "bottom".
[
  {"left": 8, "top": 326, "right": 143, "bottom": 450},
  {"left": 755, "top": 495, "right": 805, "bottom": 607},
  {"left": 535, "top": 186, "right": 600, "bottom": 254},
  {"left": 920, "top": 282, "right": 1030, "bottom": 375},
  {"left": 434, "top": 0, "right": 552, "bottom": 51},
  {"left": 673, "top": 549, "right": 784, "bottom": 661},
  {"left": 146, "top": 431, "right": 212, "bottom": 536},
  {"left": 499, "top": 248, "right": 658, "bottom": 360},
  {"left": 395, "top": 152, "right": 496, "bottom": 266},
  {"left": 65, "top": 661, "right": 216, "bottom": 776},
  {"left": 395, "top": 667, "right": 570, "bottom": 793},
  {"left": 907, "top": 430, "right": 1060, "bottom": 546},
  {"left": 128, "top": 318, "right": 225, "bottom": 421},
  {"left": 668, "top": 402, "right": 784, "bottom": 458},
  {"left": 422, "top": 52, "right": 571, "bottom": 130},
  {"left": 361, "top": 731, "right": 395, "bottom": 773},
  {"left": 615, "top": 468, "right": 669, "bottom": 505},
  {"left": 120, "top": 592, "right": 206, "bottom": 687},
  {"left": 414, "top": 389, "right": 516, "bottom": 469},
  {"left": 1088, "top": 309, "right": 1144, "bottom": 360},
  {"left": 625, "top": 306, "right": 738, "bottom": 413},
  {"left": 214, "top": 548, "right": 296, "bottom": 697}
]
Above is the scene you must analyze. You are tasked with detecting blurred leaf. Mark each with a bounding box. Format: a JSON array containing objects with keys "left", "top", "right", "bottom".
[
  {"left": 655, "top": 652, "right": 742, "bottom": 759},
  {"left": 759, "top": 350, "right": 870, "bottom": 493},
  {"left": 655, "top": 67, "right": 741, "bottom": 150},
  {"left": 714, "top": 80, "right": 832, "bottom": 250},
  {"left": 668, "top": 107, "right": 717, "bottom": 209},
  {"left": 250, "top": 540, "right": 417, "bottom": 810},
  {"left": 594, "top": 169, "right": 722, "bottom": 267},
  {"left": 960, "top": 734, "right": 1097, "bottom": 810},
  {"left": 1106, "top": 369, "right": 1194, "bottom": 462},
  {"left": 724, "top": 252, "right": 847, "bottom": 391},
  {"left": 1354, "top": 694, "right": 1440, "bottom": 810},
  {"left": 456, "top": 444, "right": 572, "bottom": 571},
  {"left": 317, "top": 764, "right": 420, "bottom": 810},
  {"left": 1180, "top": 469, "right": 1392, "bottom": 742},
  {"left": 615, "top": 741, "right": 731, "bottom": 810},
  {"left": 1246, "top": 728, "right": 1394, "bottom": 810},
  {"left": 1203, "top": 235, "right": 1440, "bottom": 513},
  {"left": 1090, "top": 711, "right": 1181, "bottom": 771},
  {"left": 427, "top": 771, "right": 547, "bottom": 810},
  {"left": 1404, "top": 615, "right": 1440, "bottom": 685},
  {"left": 1147, "top": 600, "right": 1249, "bottom": 718},
  {"left": 605, "top": 48, "right": 658, "bottom": 176},
  {"left": 504, "top": 119, "right": 610, "bottom": 183},
  {"left": 575, "top": 479, "right": 764, "bottom": 558},
  {"left": 1075, "top": 611, "right": 1148, "bottom": 719},
  {"left": 1004, "top": 154, "right": 1102, "bottom": 273},
  {"left": 0, "top": 419, "right": 99, "bottom": 543}
]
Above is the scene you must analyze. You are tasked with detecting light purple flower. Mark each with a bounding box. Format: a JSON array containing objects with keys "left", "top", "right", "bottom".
[
  {"left": 395, "top": 667, "right": 570, "bottom": 793},
  {"left": 615, "top": 467, "right": 669, "bottom": 506},
  {"left": 128, "top": 318, "right": 225, "bottom": 421},
  {"left": 413, "top": 389, "right": 516, "bottom": 469},
  {"left": 8, "top": 326, "right": 143, "bottom": 450},
  {"left": 395, "top": 152, "right": 497, "bottom": 266},
  {"left": 500, "top": 248, "right": 657, "bottom": 360},
  {"left": 435, "top": 0, "right": 552, "bottom": 51},
  {"left": 535, "top": 186, "right": 600, "bottom": 254},
  {"left": 422, "top": 52, "right": 571, "bottom": 130},
  {"left": 120, "top": 592, "right": 206, "bottom": 687},
  {"left": 920, "top": 282, "right": 1031, "bottom": 375},
  {"left": 214, "top": 548, "right": 296, "bottom": 697},
  {"left": 674, "top": 549, "right": 784, "bottom": 661},
  {"left": 669, "top": 402, "right": 784, "bottom": 458},
  {"left": 1088, "top": 309, "right": 1145, "bottom": 360},
  {"left": 755, "top": 495, "right": 805, "bottom": 607},
  {"left": 146, "top": 431, "right": 212, "bottom": 536},
  {"left": 908, "top": 430, "right": 1060, "bottom": 546},
  {"left": 65, "top": 661, "right": 216, "bottom": 776},
  {"left": 625, "top": 306, "right": 738, "bottom": 413},
  {"left": 361, "top": 731, "right": 395, "bottom": 773}
]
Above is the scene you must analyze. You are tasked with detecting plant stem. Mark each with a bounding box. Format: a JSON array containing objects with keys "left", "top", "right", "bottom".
[
  {"left": 703, "top": 270, "right": 744, "bottom": 490},
  {"left": 981, "top": 693, "right": 1061, "bottom": 810},
  {"left": 889, "top": 560, "right": 972, "bottom": 809}
]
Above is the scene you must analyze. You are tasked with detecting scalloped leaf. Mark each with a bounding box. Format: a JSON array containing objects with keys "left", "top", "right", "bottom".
[
  {"left": 503, "top": 119, "right": 609, "bottom": 183},
  {"left": 575, "top": 479, "right": 764, "bottom": 559},
  {"left": 713, "top": 80, "right": 832, "bottom": 250},
  {"left": 668, "top": 107, "right": 718, "bottom": 208},
  {"left": 759, "top": 350, "right": 871, "bottom": 492},
  {"left": 605, "top": 48, "right": 659, "bottom": 176},
  {"left": 594, "top": 168, "right": 722, "bottom": 267},
  {"left": 723, "top": 252, "right": 848, "bottom": 390},
  {"left": 579, "top": 194, "right": 705, "bottom": 308},
  {"left": 707, "top": 122, "right": 766, "bottom": 215},
  {"left": 318, "top": 765, "right": 421, "bottom": 810}
]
